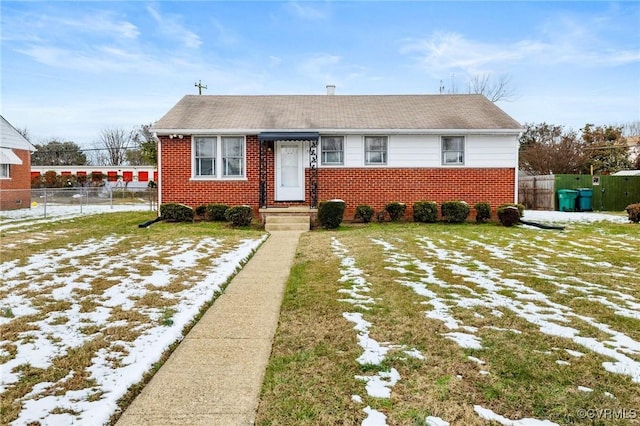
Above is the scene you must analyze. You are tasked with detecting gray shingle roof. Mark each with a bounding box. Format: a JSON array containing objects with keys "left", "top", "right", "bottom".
[{"left": 152, "top": 94, "right": 521, "bottom": 132}]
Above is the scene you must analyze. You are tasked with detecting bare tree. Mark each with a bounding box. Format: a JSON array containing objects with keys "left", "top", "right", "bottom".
[
  {"left": 519, "top": 123, "right": 586, "bottom": 174},
  {"left": 620, "top": 120, "right": 640, "bottom": 136},
  {"left": 467, "top": 73, "right": 516, "bottom": 102},
  {"left": 95, "top": 128, "right": 135, "bottom": 166}
]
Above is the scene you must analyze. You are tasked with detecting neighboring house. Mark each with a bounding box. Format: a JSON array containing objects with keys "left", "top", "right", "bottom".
[
  {"left": 151, "top": 91, "right": 522, "bottom": 219},
  {"left": 0, "top": 115, "right": 36, "bottom": 210}
]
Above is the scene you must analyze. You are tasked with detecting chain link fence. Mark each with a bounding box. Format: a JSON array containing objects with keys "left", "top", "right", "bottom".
[{"left": 0, "top": 187, "right": 158, "bottom": 218}]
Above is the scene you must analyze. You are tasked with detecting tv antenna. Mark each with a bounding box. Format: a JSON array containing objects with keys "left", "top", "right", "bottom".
[{"left": 195, "top": 80, "right": 207, "bottom": 95}]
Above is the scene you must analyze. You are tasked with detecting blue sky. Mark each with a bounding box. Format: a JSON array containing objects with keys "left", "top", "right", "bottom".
[{"left": 1, "top": 1, "right": 639, "bottom": 147}]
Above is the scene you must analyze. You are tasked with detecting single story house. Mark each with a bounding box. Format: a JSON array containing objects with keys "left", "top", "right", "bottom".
[
  {"left": 151, "top": 91, "right": 522, "bottom": 219},
  {"left": 1, "top": 115, "right": 36, "bottom": 210}
]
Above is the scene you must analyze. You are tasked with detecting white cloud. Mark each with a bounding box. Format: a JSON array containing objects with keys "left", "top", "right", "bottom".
[
  {"left": 285, "top": 1, "right": 328, "bottom": 20},
  {"left": 146, "top": 5, "right": 202, "bottom": 49}
]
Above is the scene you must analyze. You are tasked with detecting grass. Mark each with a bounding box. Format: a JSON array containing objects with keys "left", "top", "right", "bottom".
[
  {"left": 0, "top": 211, "right": 266, "bottom": 425},
  {"left": 256, "top": 221, "right": 640, "bottom": 425}
]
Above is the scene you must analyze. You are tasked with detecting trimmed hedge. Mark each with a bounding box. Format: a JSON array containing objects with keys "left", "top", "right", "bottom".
[
  {"left": 413, "top": 201, "right": 438, "bottom": 223},
  {"left": 160, "top": 203, "right": 194, "bottom": 222},
  {"left": 225, "top": 205, "right": 253, "bottom": 227},
  {"left": 206, "top": 203, "right": 229, "bottom": 221},
  {"left": 441, "top": 201, "right": 470, "bottom": 223},
  {"left": 497, "top": 205, "right": 521, "bottom": 227},
  {"left": 318, "top": 200, "right": 346, "bottom": 229},
  {"left": 474, "top": 202, "right": 491, "bottom": 223},
  {"left": 625, "top": 203, "right": 640, "bottom": 223},
  {"left": 195, "top": 205, "right": 207, "bottom": 217},
  {"left": 385, "top": 202, "right": 406, "bottom": 221},
  {"left": 354, "top": 204, "right": 374, "bottom": 223}
]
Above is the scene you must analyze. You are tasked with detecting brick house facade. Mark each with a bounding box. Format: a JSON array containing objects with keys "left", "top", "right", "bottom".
[
  {"left": 153, "top": 93, "right": 521, "bottom": 220},
  {"left": 1, "top": 116, "right": 35, "bottom": 210}
]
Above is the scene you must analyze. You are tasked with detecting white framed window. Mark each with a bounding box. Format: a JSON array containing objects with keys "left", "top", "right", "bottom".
[
  {"left": 321, "top": 136, "right": 344, "bottom": 165},
  {"left": 222, "top": 137, "right": 244, "bottom": 177},
  {"left": 442, "top": 136, "right": 464, "bottom": 165},
  {"left": 0, "top": 164, "right": 9, "bottom": 178},
  {"left": 365, "top": 136, "right": 387, "bottom": 165},
  {"left": 195, "top": 137, "right": 216, "bottom": 176},
  {"left": 193, "top": 136, "right": 246, "bottom": 179}
]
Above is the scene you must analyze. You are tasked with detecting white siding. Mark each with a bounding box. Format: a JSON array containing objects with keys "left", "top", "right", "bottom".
[{"left": 316, "top": 133, "right": 518, "bottom": 168}]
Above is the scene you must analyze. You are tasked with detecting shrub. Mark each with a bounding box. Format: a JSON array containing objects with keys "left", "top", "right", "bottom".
[
  {"left": 625, "top": 203, "right": 640, "bottom": 223},
  {"left": 474, "top": 202, "right": 491, "bottom": 223},
  {"left": 194, "top": 205, "right": 207, "bottom": 217},
  {"left": 441, "top": 201, "right": 470, "bottom": 223},
  {"left": 206, "top": 203, "right": 229, "bottom": 221},
  {"left": 385, "top": 202, "right": 406, "bottom": 221},
  {"left": 497, "top": 205, "right": 521, "bottom": 227},
  {"left": 160, "top": 203, "right": 194, "bottom": 222},
  {"left": 498, "top": 203, "right": 525, "bottom": 218},
  {"left": 413, "top": 201, "right": 438, "bottom": 223},
  {"left": 318, "top": 200, "right": 346, "bottom": 229},
  {"left": 224, "top": 205, "right": 253, "bottom": 227},
  {"left": 354, "top": 204, "right": 374, "bottom": 223},
  {"left": 375, "top": 210, "right": 388, "bottom": 222}
]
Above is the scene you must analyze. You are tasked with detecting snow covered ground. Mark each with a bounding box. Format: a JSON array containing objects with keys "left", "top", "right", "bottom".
[
  {"left": 331, "top": 212, "right": 638, "bottom": 425},
  {"left": 0, "top": 203, "right": 154, "bottom": 233},
  {"left": 1, "top": 205, "right": 266, "bottom": 425},
  {"left": 522, "top": 210, "right": 629, "bottom": 224}
]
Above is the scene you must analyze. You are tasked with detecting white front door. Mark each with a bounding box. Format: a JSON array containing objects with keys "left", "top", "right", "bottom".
[{"left": 275, "top": 141, "right": 305, "bottom": 201}]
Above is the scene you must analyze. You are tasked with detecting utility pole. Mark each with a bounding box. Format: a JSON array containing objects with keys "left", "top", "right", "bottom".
[{"left": 195, "top": 80, "right": 207, "bottom": 95}]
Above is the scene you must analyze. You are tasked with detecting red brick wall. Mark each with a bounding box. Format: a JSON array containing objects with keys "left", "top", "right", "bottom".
[
  {"left": 317, "top": 167, "right": 515, "bottom": 218},
  {"left": 159, "top": 135, "right": 516, "bottom": 219},
  {"left": 0, "top": 149, "right": 32, "bottom": 210},
  {"left": 160, "top": 135, "right": 262, "bottom": 208}
]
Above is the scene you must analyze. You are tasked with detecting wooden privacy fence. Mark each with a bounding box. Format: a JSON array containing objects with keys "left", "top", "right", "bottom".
[{"left": 519, "top": 174, "right": 640, "bottom": 211}]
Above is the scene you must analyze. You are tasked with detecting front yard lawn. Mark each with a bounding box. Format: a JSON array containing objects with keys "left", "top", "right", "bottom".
[
  {"left": 257, "top": 220, "right": 640, "bottom": 425},
  {"left": 0, "top": 212, "right": 266, "bottom": 425}
]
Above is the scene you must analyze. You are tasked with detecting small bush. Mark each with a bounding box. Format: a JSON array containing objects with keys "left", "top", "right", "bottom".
[
  {"left": 498, "top": 203, "right": 525, "bottom": 218},
  {"left": 318, "top": 200, "right": 346, "bottom": 229},
  {"left": 206, "top": 203, "right": 229, "bottom": 221},
  {"left": 354, "top": 205, "right": 374, "bottom": 223},
  {"left": 375, "top": 211, "right": 388, "bottom": 223},
  {"left": 225, "top": 205, "right": 253, "bottom": 227},
  {"left": 385, "top": 202, "right": 406, "bottom": 221},
  {"left": 625, "top": 203, "right": 640, "bottom": 223},
  {"left": 441, "top": 201, "right": 470, "bottom": 223},
  {"left": 194, "top": 205, "right": 207, "bottom": 217},
  {"left": 474, "top": 202, "right": 491, "bottom": 223},
  {"left": 413, "top": 201, "right": 438, "bottom": 223},
  {"left": 160, "top": 203, "right": 194, "bottom": 222},
  {"left": 497, "top": 205, "right": 521, "bottom": 227}
]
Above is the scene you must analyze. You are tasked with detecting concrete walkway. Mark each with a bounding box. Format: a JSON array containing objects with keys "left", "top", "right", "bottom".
[{"left": 116, "top": 230, "right": 305, "bottom": 426}]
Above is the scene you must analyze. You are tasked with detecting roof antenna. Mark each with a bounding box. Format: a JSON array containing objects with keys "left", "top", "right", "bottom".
[{"left": 195, "top": 80, "right": 207, "bottom": 95}]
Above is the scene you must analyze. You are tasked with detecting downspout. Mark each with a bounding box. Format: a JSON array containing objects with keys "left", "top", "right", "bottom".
[
  {"left": 153, "top": 132, "right": 162, "bottom": 215},
  {"left": 514, "top": 132, "right": 522, "bottom": 204}
]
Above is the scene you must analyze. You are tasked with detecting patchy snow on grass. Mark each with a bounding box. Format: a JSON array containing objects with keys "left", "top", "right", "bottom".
[
  {"left": 474, "top": 405, "right": 560, "bottom": 425},
  {"left": 0, "top": 203, "right": 153, "bottom": 233},
  {"left": 0, "top": 231, "right": 265, "bottom": 426}
]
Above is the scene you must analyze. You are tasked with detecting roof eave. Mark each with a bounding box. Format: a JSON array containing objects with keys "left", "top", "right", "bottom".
[{"left": 152, "top": 128, "right": 523, "bottom": 136}]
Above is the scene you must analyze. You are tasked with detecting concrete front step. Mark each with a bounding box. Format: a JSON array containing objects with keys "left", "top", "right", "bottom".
[
  {"left": 266, "top": 215, "right": 309, "bottom": 224},
  {"left": 264, "top": 215, "right": 310, "bottom": 231},
  {"left": 265, "top": 223, "right": 310, "bottom": 231}
]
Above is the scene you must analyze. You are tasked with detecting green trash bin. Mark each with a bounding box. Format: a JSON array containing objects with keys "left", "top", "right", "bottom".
[
  {"left": 576, "top": 188, "right": 593, "bottom": 211},
  {"left": 557, "top": 189, "right": 578, "bottom": 211}
]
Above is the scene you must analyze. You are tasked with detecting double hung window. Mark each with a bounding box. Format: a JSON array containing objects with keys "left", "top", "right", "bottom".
[
  {"left": 365, "top": 136, "right": 387, "bottom": 165},
  {"left": 193, "top": 136, "right": 245, "bottom": 178},
  {"left": 321, "top": 136, "right": 344, "bottom": 165},
  {"left": 442, "top": 136, "right": 465, "bottom": 165}
]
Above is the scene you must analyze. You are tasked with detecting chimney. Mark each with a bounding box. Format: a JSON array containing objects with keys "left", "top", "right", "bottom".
[{"left": 326, "top": 84, "right": 336, "bottom": 95}]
